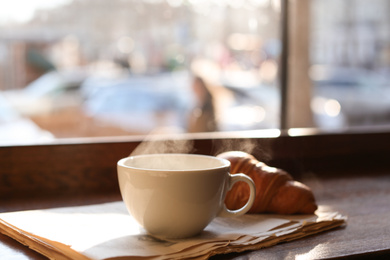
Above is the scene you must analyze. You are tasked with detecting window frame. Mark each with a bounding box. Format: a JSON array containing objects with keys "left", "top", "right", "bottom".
[{"left": 1, "top": 127, "right": 390, "bottom": 201}]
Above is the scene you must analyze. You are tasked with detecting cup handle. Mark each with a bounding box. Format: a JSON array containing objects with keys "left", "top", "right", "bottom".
[{"left": 218, "top": 173, "right": 256, "bottom": 218}]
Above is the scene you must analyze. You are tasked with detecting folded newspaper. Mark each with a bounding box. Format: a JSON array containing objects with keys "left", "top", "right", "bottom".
[{"left": 0, "top": 201, "right": 346, "bottom": 260}]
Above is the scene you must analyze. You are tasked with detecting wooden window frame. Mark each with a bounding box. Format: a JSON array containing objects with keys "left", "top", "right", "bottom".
[{"left": 1, "top": 127, "right": 390, "bottom": 202}]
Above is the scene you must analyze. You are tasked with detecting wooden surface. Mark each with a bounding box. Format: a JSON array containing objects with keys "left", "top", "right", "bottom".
[
  {"left": 1, "top": 130, "right": 390, "bottom": 259},
  {"left": 213, "top": 171, "right": 390, "bottom": 259},
  {"left": 1, "top": 171, "right": 390, "bottom": 259}
]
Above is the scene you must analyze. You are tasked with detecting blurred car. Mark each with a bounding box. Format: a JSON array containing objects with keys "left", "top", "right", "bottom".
[
  {"left": 220, "top": 82, "right": 280, "bottom": 131},
  {"left": 0, "top": 93, "right": 54, "bottom": 145},
  {"left": 311, "top": 66, "right": 390, "bottom": 128},
  {"left": 3, "top": 69, "right": 87, "bottom": 116},
  {"left": 81, "top": 71, "right": 193, "bottom": 133}
]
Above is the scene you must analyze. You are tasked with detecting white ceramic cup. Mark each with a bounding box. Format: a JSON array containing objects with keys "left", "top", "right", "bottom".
[{"left": 117, "top": 153, "right": 256, "bottom": 239}]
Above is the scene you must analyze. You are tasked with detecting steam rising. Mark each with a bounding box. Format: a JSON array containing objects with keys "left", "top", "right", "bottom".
[
  {"left": 130, "top": 138, "right": 195, "bottom": 156},
  {"left": 130, "top": 128, "right": 194, "bottom": 156},
  {"left": 212, "top": 138, "right": 256, "bottom": 156},
  {"left": 212, "top": 138, "right": 271, "bottom": 161},
  {"left": 130, "top": 128, "right": 272, "bottom": 162}
]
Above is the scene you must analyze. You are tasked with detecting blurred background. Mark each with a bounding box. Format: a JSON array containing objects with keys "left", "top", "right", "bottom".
[{"left": 0, "top": 0, "right": 389, "bottom": 145}]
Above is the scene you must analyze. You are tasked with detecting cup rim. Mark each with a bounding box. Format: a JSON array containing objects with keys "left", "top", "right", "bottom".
[{"left": 117, "top": 153, "right": 230, "bottom": 173}]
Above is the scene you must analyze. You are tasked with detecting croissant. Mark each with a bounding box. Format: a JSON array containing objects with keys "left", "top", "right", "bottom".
[{"left": 217, "top": 151, "right": 317, "bottom": 214}]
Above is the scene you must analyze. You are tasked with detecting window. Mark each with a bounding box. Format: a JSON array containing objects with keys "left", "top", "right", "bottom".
[
  {"left": 309, "top": 0, "right": 390, "bottom": 129},
  {"left": 1, "top": 0, "right": 390, "bottom": 147},
  {"left": 1, "top": 0, "right": 390, "bottom": 203},
  {"left": 0, "top": 0, "right": 282, "bottom": 145}
]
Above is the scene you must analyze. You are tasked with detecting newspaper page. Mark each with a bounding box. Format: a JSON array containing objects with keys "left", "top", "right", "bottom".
[{"left": 0, "top": 201, "right": 346, "bottom": 260}]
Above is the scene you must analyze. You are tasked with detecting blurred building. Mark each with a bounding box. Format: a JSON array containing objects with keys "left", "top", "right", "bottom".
[
  {"left": 0, "top": 36, "right": 56, "bottom": 90},
  {"left": 1, "top": 0, "right": 281, "bottom": 88},
  {"left": 311, "top": 0, "right": 390, "bottom": 69}
]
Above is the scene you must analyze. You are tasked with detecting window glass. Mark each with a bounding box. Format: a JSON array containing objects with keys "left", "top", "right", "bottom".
[
  {"left": 310, "top": 0, "right": 390, "bottom": 129},
  {"left": 0, "top": 0, "right": 282, "bottom": 145}
]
